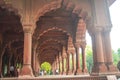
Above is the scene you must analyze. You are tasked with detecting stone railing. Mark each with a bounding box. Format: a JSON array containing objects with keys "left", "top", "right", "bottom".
[{"left": 0, "top": 76, "right": 107, "bottom": 80}]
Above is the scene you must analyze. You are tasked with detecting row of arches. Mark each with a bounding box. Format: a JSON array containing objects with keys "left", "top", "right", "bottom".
[
  {"left": 0, "top": 0, "right": 87, "bottom": 77},
  {"left": 0, "top": 0, "right": 118, "bottom": 77}
]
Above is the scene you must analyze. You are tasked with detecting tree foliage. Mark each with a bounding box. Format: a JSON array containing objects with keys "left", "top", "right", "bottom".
[
  {"left": 40, "top": 62, "right": 51, "bottom": 74},
  {"left": 85, "top": 46, "right": 120, "bottom": 72},
  {"left": 86, "top": 45, "right": 93, "bottom": 73},
  {"left": 112, "top": 48, "right": 120, "bottom": 71},
  {"left": 112, "top": 48, "right": 120, "bottom": 66}
]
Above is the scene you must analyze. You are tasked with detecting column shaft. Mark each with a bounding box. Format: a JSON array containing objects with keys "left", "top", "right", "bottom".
[
  {"left": 0, "top": 55, "right": 2, "bottom": 77},
  {"left": 59, "top": 60, "right": 61, "bottom": 74},
  {"left": 67, "top": 53, "right": 72, "bottom": 74},
  {"left": 103, "top": 29, "right": 118, "bottom": 72},
  {"left": 35, "top": 56, "right": 40, "bottom": 76},
  {"left": 62, "top": 57, "right": 65, "bottom": 74},
  {"left": 56, "top": 56, "right": 59, "bottom": 70},
  {"left": 91, "top": 29, "right": 107, "bottom": 74},
  {"left": 24, "top": 32, "right": 32, "bottom": 64},
  {"left": 33, "top": 49, "right": 36, "bottom": 75},
  {"left": 52, "top": 62, "right": 55, "bottom": 74},
  {"left": 59, "top": 53, "right": 62, "bottom": 74},
  {"left": 75, "top": 46, "right": 82, "bottom": 75},
  {"left": 82, "top": 47, "right": 88, "bottom": 73},
  {"left": 72, "top": 53, "right": 76, "bottom": 74},
  {"left": 20, "top": 29, "right": 33, "bottom": 76}
]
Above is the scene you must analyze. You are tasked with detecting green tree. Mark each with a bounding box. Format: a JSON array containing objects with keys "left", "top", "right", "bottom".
[
  {"left": 112, "top": 49, "right": 120, "bottom": 66},
  {"left": 117, "top": 48, "right": 120, "bottom": 58},
  {"left": 116, "top": 48, "right": 120, "bottom": 70},
  {"left": 86, "top": 45, "right": 93, "bottom": 73},
  {"left": 40, "top": 62, "right": 52, "bottom": 74}
]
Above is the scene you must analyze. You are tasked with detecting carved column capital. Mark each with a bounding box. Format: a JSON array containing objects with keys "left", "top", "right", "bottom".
[
  {"left": 62, "top": 54, "right": 67, "bottom": 59},
  {"left": 103, "top": 26, "right": 112, "bottom": 33},
  {"left": 74, "top": 42, "right": 80, "bottom": 48},
  {"left": 23, "top": 28, "right": 33, "bottom": 34},
  {"left": 22, "top": 23, "right": 35, "bottom": 34},
  {"left": 80, "top": 42, "right": 86, "bottom": 49}
]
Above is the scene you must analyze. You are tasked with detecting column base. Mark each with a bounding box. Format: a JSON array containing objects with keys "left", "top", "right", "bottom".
[
  {"left": 75, "top": 68, "right": 82, "bottom": 75},
  {"left": 62, "top": 71, "right": 66, "bottom": 75},
  {"left": 91, "top": 62, "right": 107, "bottom": 75},
  {"left": 59, "top": 72, "right": 62, "bottom": 75},
  {"left": 72, "top": 69, "right": 76, "bottom": 74},
  {"left": 82, "top": 68, "right": 88, "bottom": 73},
  {"left": 106, "top": 62, "right": 119, "bottom": 72},
  {"left": 67, "top": 70, "right": 72, "bottom": 75},
  {"left": 19, "top": 64, "right": 34, "bottom": 77}
]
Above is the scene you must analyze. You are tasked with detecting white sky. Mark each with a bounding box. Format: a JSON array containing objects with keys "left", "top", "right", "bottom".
[
  {"left": 110, "top": 0, "right": 120, "bottom": 51},
  {"left": 86, "top": 0, "right": 120, "bottom": 51}
]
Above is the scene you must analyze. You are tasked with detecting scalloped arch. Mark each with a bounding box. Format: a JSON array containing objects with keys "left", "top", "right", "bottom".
[
  {"left": 35, "top": 0, "right": 83, "bottom": 22},
  {"left": 38, "top": 39, "right": 64, "bottom": 48},
  {"left": 38, "top": 27, "right": 71, "bottom": 40},
  {"left": 35, "top": 0, "right": 62, "bottom": 22},
  {"left": 39, "top": 43, "right": 61, "bottom": 52},
  {"left": 39, "top": 46, "right": 60, "bottom": 55}
]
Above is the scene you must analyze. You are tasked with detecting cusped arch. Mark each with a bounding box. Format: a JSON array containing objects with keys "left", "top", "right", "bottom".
[
  {"left": 38, "top": 27, "right": 70, "bottom": 40},
  {"left": 34, "top": 0, "right": 87, "bottom": 22},
  {"left": 39, "top": 45, "right": 61, "bottom": 54},
  {"left": 35, "top": 0, "right": 62, "bottom": 22},
  {"left": 40, "top": 49, "right": 59, "bottom": 56},
  {"left": 38, "top": 39, "right": 65, "bottom": 48},
  {"left": 38, "top": 49, "right": 58, "bottom": 64}
]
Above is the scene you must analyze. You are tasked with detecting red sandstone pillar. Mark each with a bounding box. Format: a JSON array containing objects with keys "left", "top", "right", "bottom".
[
  {"left": 59, "top": 52, "right": 62, "bottom": 74},
  {"left": 91, "top": 28, "right": 107, "bottom": 74},
  {"left": 61, "top": 46, "right": 67, "bottom": 75},
  {"left": 53, "top": 61, "right": 56, "bottom": 74},
  {"left": 56, "top": 56, "right": 59, "bottom": 71},
  {"left": 52, "top": 62, "right": 55, "bottom": 74},
  {"left": 33, "top": 48, "right": 36, "bottom": 75},
  {"left": 0, "top": 55, "right": 2, "bottom": 77},
  {"left": 62, "top": 56, "right": 66, "bottom": 75},
  {"left": 35, "top": 55, "right": 40, "bottom": 76},
  {"left": 67, "top": 53, "right": 72, "bottom": 75},
  {"left": 72, "top": 53, "right": 76, "bottom": 74},
  {"left": 20, "top": 28, "right": 33, "bottom": 76},
  {"left": 103, "top": 28, "right": 118, "bottom": 72},
  {"left": 7, "top": 55, "right": 12, "bottom": 75},
  {"left": 58, "top": 59, "right": 61, "bottom": 74},
  {"left": 81, "top": 44, "right": 88, "bottom": 73},
  {"left": 55, "top": 60, "right": 57, "bottom": 71},
  {"left": 0, "top": 34, "right": 2, "bottom": 77},
  {"left": 75, "top": 43, "right": 82, "bottom": 75},
  {"left": 0, "top": 46, "right": 4, "bottom": 77}
]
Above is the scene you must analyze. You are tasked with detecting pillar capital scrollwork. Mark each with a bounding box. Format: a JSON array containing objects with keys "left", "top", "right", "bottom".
[
  {"left": 80, "top": 42, "right": 86, "bottom": 49},
  {"left": 74, "top": 42, "right": 80, "bottom": 48},
  {"left": 88, "top": 24, "right": 112, "bottom": 36},
  {"left": 23, "top": 24, "right": 35, "bottom": 34},
  {"left": 88, "top": 26, "right": 103, "bottom": 37},
  {"left": 103, "top": 26, "right": 112, "bottom": 33},
  {"left": 23, "top": 28, "right": 33, "bottom": 34},
  {"left": 67, "top": 50, "right": 72, "bottom": 54},
  {"left": 62, "top": 54, "right": 67, "bottom": 59},
  {"left": 59, "top": 55, "right": 62, "bottom": 61}
]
